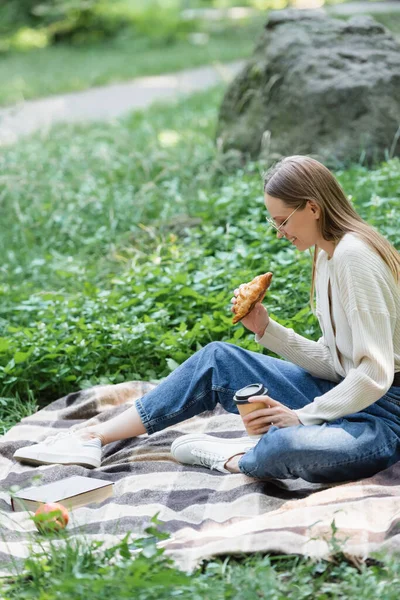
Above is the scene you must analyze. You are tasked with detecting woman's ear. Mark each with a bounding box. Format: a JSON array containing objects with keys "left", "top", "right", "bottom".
[{"left": 307, "top": 200, "right": 320, "bottom": 217}]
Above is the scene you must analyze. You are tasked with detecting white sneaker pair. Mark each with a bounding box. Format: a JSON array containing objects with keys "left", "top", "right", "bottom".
[{"left": 13, "top": 431, "right": 256, "bottom": 473}]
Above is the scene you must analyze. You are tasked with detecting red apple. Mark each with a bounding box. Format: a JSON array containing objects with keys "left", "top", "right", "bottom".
[{"left": 33, "top": 502, "right": 69, "bottom": 534}]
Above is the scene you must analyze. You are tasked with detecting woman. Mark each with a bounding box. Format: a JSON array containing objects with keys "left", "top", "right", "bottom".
[{"left": 14, "top": 156, "right": 400, "bottom": 484}]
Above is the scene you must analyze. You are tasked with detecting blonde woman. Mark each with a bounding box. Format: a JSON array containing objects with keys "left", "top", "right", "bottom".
[{"left": 14, "top": 156, "right": 400, "bottom": 484}]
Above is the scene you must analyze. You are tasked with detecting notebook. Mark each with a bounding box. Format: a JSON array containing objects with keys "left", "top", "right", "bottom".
[{"left": 11, "top": 475, "right": 114, "bottom": 512}]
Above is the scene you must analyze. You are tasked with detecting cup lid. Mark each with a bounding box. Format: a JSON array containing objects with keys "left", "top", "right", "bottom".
[{"left": 234, "top": 383, "right": 266, "bottom": 402}]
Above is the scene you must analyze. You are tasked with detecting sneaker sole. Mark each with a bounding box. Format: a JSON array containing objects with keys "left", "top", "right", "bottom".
[{"left": 13, "top": 452, "right": 100, "bottom": 469}]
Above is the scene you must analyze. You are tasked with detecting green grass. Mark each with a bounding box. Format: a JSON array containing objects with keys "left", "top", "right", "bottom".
[
  {"left": 1, "top": 84, "right": 400, "bottom": 597},
  {"left": 0, "top": 16, "right": 263, "bottom": 106}
]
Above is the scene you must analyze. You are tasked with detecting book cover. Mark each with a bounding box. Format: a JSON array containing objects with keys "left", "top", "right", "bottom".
[{"left": 11, "top": 475, "right": 114, "bottom": 512}]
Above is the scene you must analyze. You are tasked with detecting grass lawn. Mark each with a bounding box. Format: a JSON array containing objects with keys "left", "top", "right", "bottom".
[
  {"left": 0, "top": 15, "right": 263, "bottom": 106},
  {"left": 1, "top": 85, "right": 399, "bottom": 595},
  {"left": 0, "top": 10, "right": 399, "bottom": 107}
]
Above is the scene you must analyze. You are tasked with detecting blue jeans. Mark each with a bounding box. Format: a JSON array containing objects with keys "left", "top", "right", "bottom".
[{"left": 135, "top": 342, "right": 400, "bottom": 483}]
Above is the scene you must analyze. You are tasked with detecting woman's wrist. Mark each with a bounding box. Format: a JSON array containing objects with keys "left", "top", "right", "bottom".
[{"left": 256, "top": 320, "right": 269, "bottom": 338}]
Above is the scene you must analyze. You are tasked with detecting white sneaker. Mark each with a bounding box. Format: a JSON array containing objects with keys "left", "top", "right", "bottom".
[
  {"left": 171, "top": 434, "right": 257, "bottom": 473},
  {"left": 13, "top": 431, "right": 102, "bottom": 469}
]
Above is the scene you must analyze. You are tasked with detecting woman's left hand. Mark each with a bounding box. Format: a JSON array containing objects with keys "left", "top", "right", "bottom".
[{"left": 243, "top": 395, "right": 301, "bottom": 435}]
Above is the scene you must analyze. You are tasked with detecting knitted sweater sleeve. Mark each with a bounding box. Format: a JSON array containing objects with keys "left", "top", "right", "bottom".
[
  {"left": 293, "top": 247, "right": 397, "bottom": 425},
  {"left": 254, "top": 319, "right": 341, "bottom": 382}
]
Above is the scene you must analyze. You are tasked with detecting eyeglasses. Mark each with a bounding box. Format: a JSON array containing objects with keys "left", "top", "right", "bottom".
[{"left": 265, "top": 204, "right": 302, "bottom": 233}]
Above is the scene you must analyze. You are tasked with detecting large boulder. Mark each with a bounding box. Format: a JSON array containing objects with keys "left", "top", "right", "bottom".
[{"left": 216, "top": 9, "right": 400, "bottom": 168}]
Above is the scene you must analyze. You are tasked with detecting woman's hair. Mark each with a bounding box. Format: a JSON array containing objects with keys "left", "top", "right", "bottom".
[{"left": 263, "top": 155, "right": 400, "bottom": 311}]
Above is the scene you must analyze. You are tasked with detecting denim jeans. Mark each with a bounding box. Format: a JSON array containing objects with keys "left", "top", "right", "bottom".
[{"left": 135, "top": 341, "right": 400, "bottom": 483}]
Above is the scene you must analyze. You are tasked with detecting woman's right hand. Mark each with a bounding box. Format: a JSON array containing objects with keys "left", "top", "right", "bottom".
[{"left": 231, "top": 286, "right": 270, "bottom": 337}]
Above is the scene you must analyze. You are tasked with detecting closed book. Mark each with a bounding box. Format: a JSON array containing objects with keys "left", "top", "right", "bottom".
[{"left": 11, "top": 475, "right": 114, "bottom": 512}]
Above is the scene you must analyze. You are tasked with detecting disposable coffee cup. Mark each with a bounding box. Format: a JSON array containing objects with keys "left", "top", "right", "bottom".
[{"left": 233, "top": 383, "right": 269, "bottom": 439}]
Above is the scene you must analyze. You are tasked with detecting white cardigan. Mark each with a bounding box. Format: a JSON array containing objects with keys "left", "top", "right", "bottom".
[{"left": 255, "top": 232, "right": 400, "bottom": 425}]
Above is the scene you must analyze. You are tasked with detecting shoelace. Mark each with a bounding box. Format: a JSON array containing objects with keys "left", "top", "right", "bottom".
[
  {"left": 191, "top": 449, "right": 224, "bottom": 471},
  {"left": 43, "top": 430, "right": 75, "bottom": 446}
]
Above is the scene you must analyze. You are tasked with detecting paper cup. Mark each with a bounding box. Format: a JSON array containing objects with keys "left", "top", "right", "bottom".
[{"left": 233, "top": 383, "right": 268, "bottom": 439}]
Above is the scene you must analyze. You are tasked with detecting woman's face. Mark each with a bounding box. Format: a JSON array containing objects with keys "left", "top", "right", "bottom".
[{"left": 264, "top": 194, "right": 321, "bottom": 251}]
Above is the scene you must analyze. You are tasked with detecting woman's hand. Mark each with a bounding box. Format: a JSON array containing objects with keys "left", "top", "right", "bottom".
[
  {"left": 243, "top": 395, "right": 301, "bottom": 435},
  {"left": 231, "top": 285, "right": 270, "bottom": 337}
]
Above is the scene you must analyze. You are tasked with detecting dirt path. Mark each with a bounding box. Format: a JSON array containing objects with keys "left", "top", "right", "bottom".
[{"left": 0, "top": 61, "right": 244, "bottom": 145}]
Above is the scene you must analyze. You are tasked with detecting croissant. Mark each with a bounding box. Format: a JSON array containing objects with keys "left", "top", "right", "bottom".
[{"left": 232, "top": 272, "right": 273, "bottom": 324}]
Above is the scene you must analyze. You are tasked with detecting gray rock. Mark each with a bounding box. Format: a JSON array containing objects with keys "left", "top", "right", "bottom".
[{"left": 216, "top": 9, "right": 400, "bottom": 168}]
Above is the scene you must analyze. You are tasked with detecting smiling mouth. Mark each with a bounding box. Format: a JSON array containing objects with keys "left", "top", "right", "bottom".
[{"left": 289, "top": 237, "right": 297, "bottom": 243}]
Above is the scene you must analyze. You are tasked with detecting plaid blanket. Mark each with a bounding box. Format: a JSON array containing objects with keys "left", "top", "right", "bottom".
[{"left": 1, "top": 380, "right": 400, "bottom": 575}]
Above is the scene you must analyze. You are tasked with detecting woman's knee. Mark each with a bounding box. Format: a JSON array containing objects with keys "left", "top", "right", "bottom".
[
  {"left": 195, "top": 342, "right": 244, "bottom": 383},
  {"left": 200, "top": 341, "right": 235, "bottom": 360}
]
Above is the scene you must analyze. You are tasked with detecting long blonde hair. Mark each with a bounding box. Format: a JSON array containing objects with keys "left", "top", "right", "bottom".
[{"left": 263, "top": 156, "right": 400, "bottom": 311}]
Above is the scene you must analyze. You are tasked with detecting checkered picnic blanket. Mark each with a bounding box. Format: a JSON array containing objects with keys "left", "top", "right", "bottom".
[{"left": 1, "top": 381, "right": 400, "bottom": 574}]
